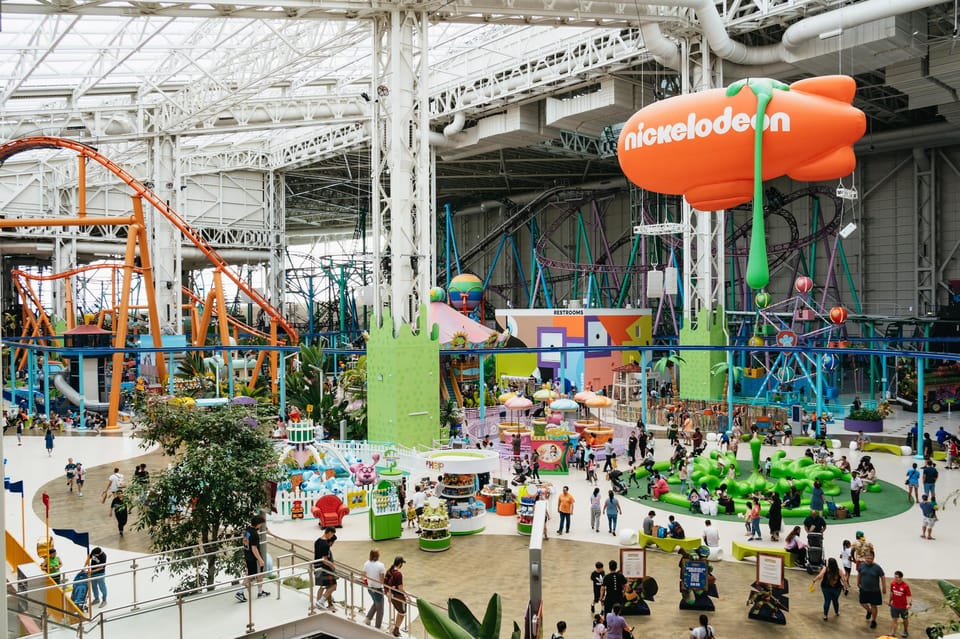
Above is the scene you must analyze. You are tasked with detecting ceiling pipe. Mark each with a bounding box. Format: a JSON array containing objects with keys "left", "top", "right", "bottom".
[
  {"left": 638, "top": 0, "right": 945, "bottom": 69},
  {"left": 854, "top": 121, "right": 960, "bottom": 155},
  {"left": 429, "top": 111, "right": 466, "bottom": 147}
]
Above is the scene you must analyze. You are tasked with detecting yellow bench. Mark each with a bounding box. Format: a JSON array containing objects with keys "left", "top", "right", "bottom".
[
  {"left": 731, "top": 540, "right": 796, "bottom": 567},
  {"left": 637, "top": 532, "right": 702, "bottom": 554},
  {"left": 862, "top": 442, "right": 903, "bottom": 456}
]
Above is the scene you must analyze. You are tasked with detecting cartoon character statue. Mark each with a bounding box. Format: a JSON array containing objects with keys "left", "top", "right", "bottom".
[
  {"left": 349, "top": 453, "right": 381, "bottom": 486},
  {"left": 291, "top": 500, "right": 304, "bottom": 519}
]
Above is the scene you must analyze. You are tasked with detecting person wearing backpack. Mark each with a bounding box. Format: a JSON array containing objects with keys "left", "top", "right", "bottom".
[
  {"left": 549, "top": 620, "right": 567, "bottom": 639},
  {"left": 689, "top": 613, "right": 716, "bottom": 639},
  {"left": 812, "top": 557, "right": 847, "bottom": 620}
]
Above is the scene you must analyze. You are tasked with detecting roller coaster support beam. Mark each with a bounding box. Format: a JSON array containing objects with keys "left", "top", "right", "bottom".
[{"left": 444, "top": 203, "right": 462, "bottom": 287}]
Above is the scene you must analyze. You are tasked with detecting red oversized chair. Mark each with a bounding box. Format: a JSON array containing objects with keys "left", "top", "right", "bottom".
[{"left": 311, "top": 494, "right": 349, "bottom": 527}]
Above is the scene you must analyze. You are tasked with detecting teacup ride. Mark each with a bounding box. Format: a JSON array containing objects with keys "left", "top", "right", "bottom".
[
  {"left": 584, "top": 395, "right": 615, "bottom": 445},
  {"left": 497, "top": 421, "right": 532, "bottom": 443}
]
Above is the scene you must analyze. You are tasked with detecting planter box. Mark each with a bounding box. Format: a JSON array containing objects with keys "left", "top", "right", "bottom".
[{"left": 843, "top": 418, "right": 883, "bottom": 433}]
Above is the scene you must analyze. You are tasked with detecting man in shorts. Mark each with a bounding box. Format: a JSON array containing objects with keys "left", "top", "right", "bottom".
[
  {"left": 857, "top": 553, "right": 886, "bottom": 629},
  {"left": 919, "top": 494, "right": 938, "bottom": 540},
  {"left": 889, "top": 570, "right": 912, "bottom": 638},
  {"left": 921, "top": 460, "right": 938, "bottom": 501},
  {"left": 237, "top": 515, "right": 269, "bottom": 602},
  {"left": 313, "top": 526, "right": 337, "bottom": 609}
]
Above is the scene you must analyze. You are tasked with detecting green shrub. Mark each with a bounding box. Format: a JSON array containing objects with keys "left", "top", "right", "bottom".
[{"left": 847, "top": 408, "right": 884, "bottom": 421}]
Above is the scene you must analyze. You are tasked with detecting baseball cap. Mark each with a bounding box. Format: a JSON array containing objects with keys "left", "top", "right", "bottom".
[{"left": 855, "top": 531, "right": 864, "bottom": 538}]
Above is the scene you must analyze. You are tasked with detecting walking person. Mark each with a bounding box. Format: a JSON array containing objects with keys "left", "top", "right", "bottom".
[
  {"left": 919, "top": 494, "right": 938, "bottom": 540},
  {"left": 556, "top": 485, "right": 574, "bottom": 535},
  {"left": 550, "top": 620, "right": 567, "bottom": 639},
  {"left": 363, "top": 548, "right": 386, "bottom": 629},
  {"left": 109, "top": 489, "right": 128, "bottom": 536},
  {"left": 44, "top": 427, "right": 54, "bottom": 456},
  {"left": 313, "top": 526, "right": 337, "bottom": 610},
  {"left": 627, "top": 430, "right": 638, "bottom": 466},
  {"left": 589, "top": 487, "right": 602, "bottom": 533},
  {"left": 87, "top": 547, "right": 108, "bottom": 607},
  {"left": 586, "top": 454, "right": 598, "bottom": 486},
  {"left": 600, "top": 560, "right": 626, "bottom": 616},
  {"left": 531, "top": 450, "right": 541, "bottom": 480},
  {"left": 767, "top": 492, "right": 782, "bottom": 541},
  {"left": 812, "top": 557, "right": 847, "bottom": 621},
  {"left": 850, "top": 471, "right": 864, "bottom": 517},
  {"left": 857, "top": 553, "right": 886, "bottom": 629},
  {"left": 590, "top": 561, "right": 605, "bottom": 614},
  {"left": 905, "top": 463, "right": 921, "bottom": 503},
  {"left": 237, "top": 515, "right": 269, "bottom": 603},
  {"left": 75, "top": 463, "right": 85, "bottom": 496},
  {"left": 602, "top": 440, "right": 614, "bottom": 473},
  {"left": 385, "top": 556, "right": 408, "bottom": 638},
  {"left": 604, "top": 603, "right": 631, "bottom": 639},
  {"left": 888, "top": 570, "right": 912, "bottom": 638},
  {"left": 747, "top": 498, "right": 762, "bottom": 541},
  {"left": 16, "top": 418, "right": 23, "bottom": 446},
  {"left": 604, "top": 490, "right": 622, "bottom": 536},
  {"left": 591, "top": 612, "right": 606, "bottom": 639},
  {"left": 921, "top": 460, "right": 939, "bottom": 501},
  {"left": 690, "top": 613, "right": 717, "bottom": 638},
  {"left": 101, "top": 468, "right": 124, "bottom": 504},
  {"left": 65, "top": 458, "right": 77, "bottom": 492}
]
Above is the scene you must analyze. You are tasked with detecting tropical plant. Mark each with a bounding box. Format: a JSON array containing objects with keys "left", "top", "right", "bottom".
[
  {"left": 653, "top": 351, "right": 685, "bottom": 397},
  {"left": 131, "top": 403, "right": 281, "bottom": 591},
  {"left": 175, "top": 351, "right": 213, "bottom": 395},
  {"left": 711, "top": 361, "right": 744, "bottom": 402},
  {"left": 924, "top": 580, "right": 960, "bottom": 638},
  {"left": 417, "top": 593, "right": 520, "bottom": 639}
]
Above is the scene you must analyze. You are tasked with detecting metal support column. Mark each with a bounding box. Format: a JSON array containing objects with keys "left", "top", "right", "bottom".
[
  {"left": 371, "top": 9, "right": 432, "bottom": 334},
  {"left": 914, "top": 149, "right": 936, "bottom": 316},
  {"left": 151, "top": 136, "right": 183, "bottom": 334},
  {"left": 267, "top": 170, "right": 287, "bottom": 329}
]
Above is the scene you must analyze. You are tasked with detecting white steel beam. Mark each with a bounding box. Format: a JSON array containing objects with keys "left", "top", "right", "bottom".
[{"left": 2, "top": 15, "right": 81, "bottom": 102}]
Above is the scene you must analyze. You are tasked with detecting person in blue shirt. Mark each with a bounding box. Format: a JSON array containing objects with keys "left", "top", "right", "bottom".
[
  {"left": 935, "top": 426, "right": 949, "bottom": 448},
  {"left": 905, "top": 463, "right": 921, "bottom": 503},
  {"left": 919, "top": 494, "right": 937, "bottom": 540}
]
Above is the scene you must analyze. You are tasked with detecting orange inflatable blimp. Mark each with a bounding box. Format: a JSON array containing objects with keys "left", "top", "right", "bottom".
[{"left": 617, "top": 75, "right": 865, "bottom": 211}]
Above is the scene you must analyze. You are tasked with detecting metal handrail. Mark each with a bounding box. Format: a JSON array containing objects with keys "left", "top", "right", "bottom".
[
  {"left": 10, "top": 534, "right": 246, "bottom": 593},
  {"left": 9, "top": 532, "right": 449, "bottom": 638}
]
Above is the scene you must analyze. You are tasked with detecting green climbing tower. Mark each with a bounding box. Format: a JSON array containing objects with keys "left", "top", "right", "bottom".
[
  {"left": 366, "top": 305, "right": 441, "bottom": 449},
  {"left": 678, "top": 308, "right": 727, "bottom": 400}
]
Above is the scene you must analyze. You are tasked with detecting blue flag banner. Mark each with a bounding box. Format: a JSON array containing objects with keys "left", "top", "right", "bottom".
[
  {"left": 52, "top": 528, "right": 90, "bottom": 552},
  {"left": 6, "top": 480, "right": 23, "bottom": 494}
]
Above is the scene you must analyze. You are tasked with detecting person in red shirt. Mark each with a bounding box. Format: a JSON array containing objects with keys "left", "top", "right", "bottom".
[{"left": 888, "top": 570, "right": 912, "bottom": 638}]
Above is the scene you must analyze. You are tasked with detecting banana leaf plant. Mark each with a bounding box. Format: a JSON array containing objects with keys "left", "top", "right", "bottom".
[{"left": 417, "top": 593, "right": 520, "bottom": 639}]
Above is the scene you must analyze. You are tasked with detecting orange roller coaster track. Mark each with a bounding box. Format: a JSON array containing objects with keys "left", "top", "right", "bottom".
[
  {"left": 0, "top": 136, "right": 297, "bottom": 425},
  {"left": 0, "top": 136, "right": 297, "bottom": 342}
]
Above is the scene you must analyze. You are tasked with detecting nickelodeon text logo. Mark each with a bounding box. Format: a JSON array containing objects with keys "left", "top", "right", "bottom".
[{"left": 622, "top": 107, "right": 791, "bottom": 150}]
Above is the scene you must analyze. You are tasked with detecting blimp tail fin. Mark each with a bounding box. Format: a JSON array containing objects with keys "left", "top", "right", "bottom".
[
  {"left": 787, "top": 146, "right": 857, "bottom": 182},
  {"left": 686, "top": 180, "right": 753, "bottom": 211},
  {"left": 789, "top": 76, "right": 856, "bottom": 104}
]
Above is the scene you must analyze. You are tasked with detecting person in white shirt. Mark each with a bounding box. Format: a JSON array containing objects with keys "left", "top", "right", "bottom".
[
  {"left": 101, "top": 468, "right": 124, "bottom": 504},
  {"left": 412, "top": 487, "right": 426, "bottom": 533},
  {"left": 689, "top": 613, "right": 717, "bottom": 639},
  {"left": 702, "top": 520, "right": 720, "bottom": 548},
  {"left": 363, "top": 548, "right": 387, "bottom": 629}
]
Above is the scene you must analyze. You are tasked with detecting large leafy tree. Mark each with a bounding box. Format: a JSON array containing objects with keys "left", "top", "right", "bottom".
[{"left": 132, "top": 403, "right": 281, "bottom": 591}]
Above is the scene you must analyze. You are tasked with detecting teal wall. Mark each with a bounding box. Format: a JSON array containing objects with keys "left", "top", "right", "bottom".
[{"left": 366, "top": 305, "right": 441, "bottom": 449}]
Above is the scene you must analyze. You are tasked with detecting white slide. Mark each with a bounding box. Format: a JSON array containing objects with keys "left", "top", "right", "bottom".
[{"left": 53, "top": 372, "right": 110, "bottom": 412}]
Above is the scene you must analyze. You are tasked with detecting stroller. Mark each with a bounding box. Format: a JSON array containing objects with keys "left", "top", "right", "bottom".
[
  {"left": 608, "top": 469, "right": 628, "bottom": 495},
  {"left": 805, "top": 532, "right": 825, "bottom": 574},
  {"left": 71, "top": 571, "right": 89, "bottom": 612},
  {"left": 511, "top": 461, "right": 530, "bottom": 486}
]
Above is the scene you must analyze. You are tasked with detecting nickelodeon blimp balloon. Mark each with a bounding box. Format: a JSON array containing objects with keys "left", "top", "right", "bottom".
[{"left": 618, "top": 75, "right": 866, "bottom": 291}]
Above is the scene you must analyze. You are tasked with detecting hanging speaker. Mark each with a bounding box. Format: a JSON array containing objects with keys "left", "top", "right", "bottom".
[
  {"left": 647, "top": 270, "right": 664, "bottom": 299},
  {"left": 663, "top": 266, "right": 678, "bottom": 295}
]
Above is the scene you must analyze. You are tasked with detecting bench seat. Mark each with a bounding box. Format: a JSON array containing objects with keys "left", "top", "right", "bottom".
[{"left": 731, "top": 540, "right": 796, "bottom": 567}]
